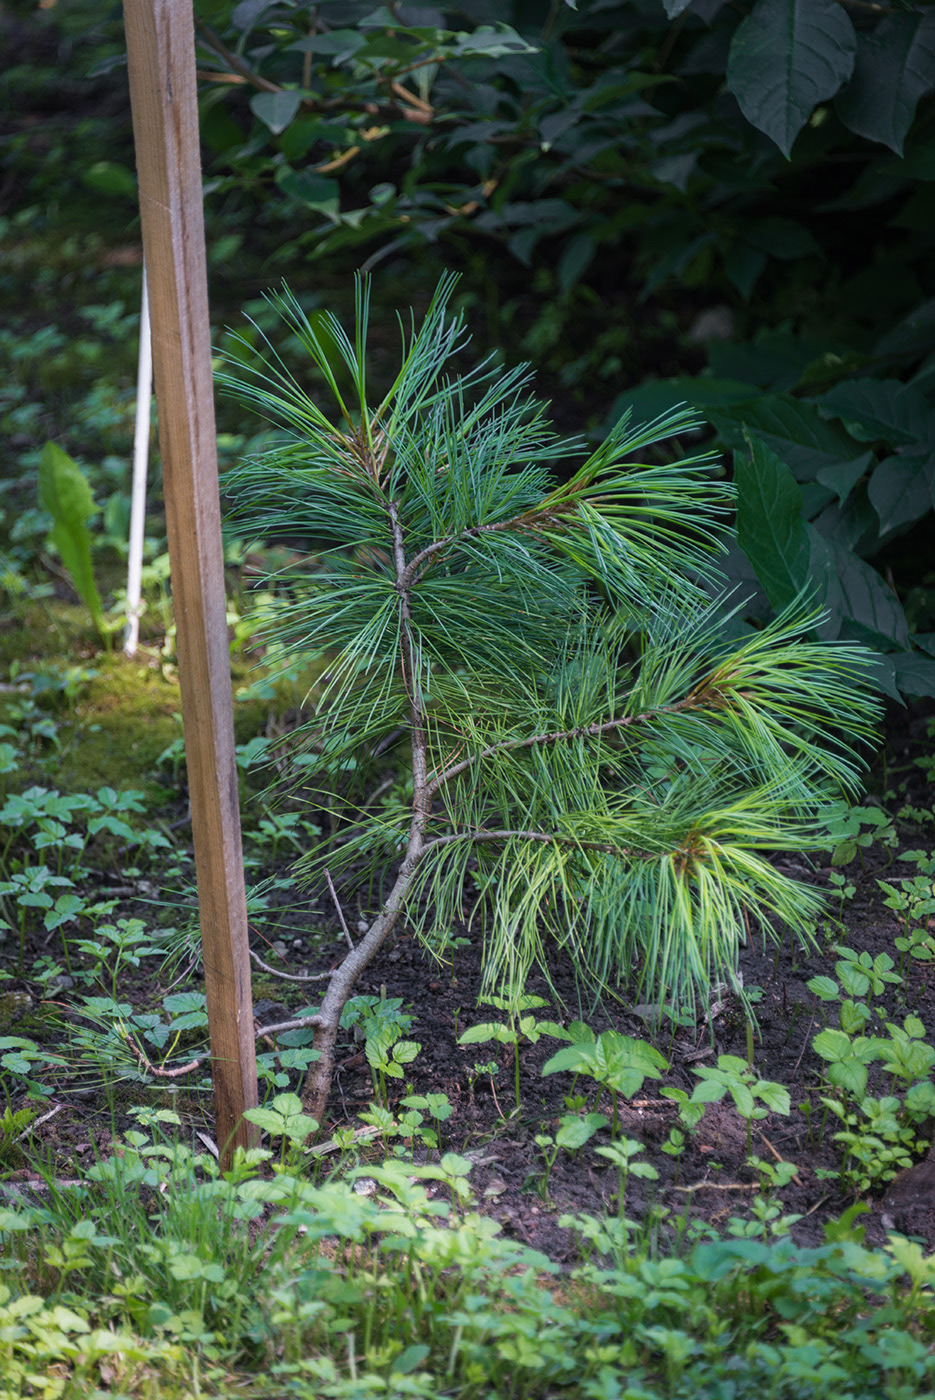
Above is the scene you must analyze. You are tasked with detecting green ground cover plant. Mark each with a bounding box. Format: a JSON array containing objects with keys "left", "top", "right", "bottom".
[
  {"left": 0, "top": 623, "right": 933, "bottom": 1398},
  {"left": 4, "top": 1115, "right": 935, "bottom": 1400}
]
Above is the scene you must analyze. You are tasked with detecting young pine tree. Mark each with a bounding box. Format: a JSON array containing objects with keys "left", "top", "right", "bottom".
[{"left": 221, "top": 276, "right": 878, "bottom": 1123}]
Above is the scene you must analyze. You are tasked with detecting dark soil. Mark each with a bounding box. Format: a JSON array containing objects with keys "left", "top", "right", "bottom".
[{"left": 5, "top": 699, "right": 935, "bottom": 1267}]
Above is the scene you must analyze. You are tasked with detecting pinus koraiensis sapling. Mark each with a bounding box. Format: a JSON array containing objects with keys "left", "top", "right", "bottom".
[{"left": 221, "top": 275, "right": 878, "bottom": 1123}]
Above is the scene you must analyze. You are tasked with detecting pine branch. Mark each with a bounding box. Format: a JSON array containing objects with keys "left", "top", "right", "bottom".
[{"left": 424, "top": 699, "right": 697, "bottom": 800}]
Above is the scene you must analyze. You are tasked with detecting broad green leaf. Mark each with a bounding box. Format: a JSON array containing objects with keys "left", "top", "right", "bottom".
[
  {"left": 451, "top": 25, "right": 535, "bottom": 59},
  {"left": 163, "top": 992, "right": 207, "bottom": 1015},
  {"left": 38, "top": 442, "right": 106, "bottom": 640},
  {"left": 727, "top": 0, "right": 856, "bottom": 158},
  {"left": 756, "top": 1082, "right": 790, "bottom": 1115},
  {"left": 459, "top": 1022, "right": 511, "bottom": 1046},
  {"left": 709, "top": 396, "right": 864, "bottom": 482},
  {"left": 735, "top": 438, "right": 810, "bottom": 612},
  {"left": 250, "top": 90, "right": 303, "bottom": 135},
  {"left": 836, "top": 963, "right": 870, "bottom": 999},
  {"left": 555, "top": 1112, "right": 608, "bottom": 1150},
  {"left": 83, "top": 161, "right": 137, "bottom": 199},
  {"left": 835, "top": 12, "right": 935, "bottom": 155},
  {"left": 893, "top": 653, "right": 935, "bottom": 701},
  {"left": 812, "top": 1028, "right": 853, "bottom": 1062},
  {"left": 243, "top": 1107, "right": 291, "bottom": 1135},
  {"left": 868, "top": 448, "right": 935, "bottom": 535},
  {"left": 286, "top": 30, "right": 367, "bottom": 58},
  {"left": 827, "top": 1059, "right": 868, "bottom": 1097},
  {"left": 275, "top": 167, "right": 340, "bottom": 216},
  {"left": 817, "top": 379, "right": 935, "bottom": 447},
  {"left": 810, "top": 532, "right": 910, "bottom": 650},
  {"left": 728, "top": 1083, "right": 755, "bottom": 1118},
  {"left": 691, "top": 1079, "right": 727, "bottom": 1104},
  {"left": 815, "top": 459, "right": 869, "bottom": 507}
]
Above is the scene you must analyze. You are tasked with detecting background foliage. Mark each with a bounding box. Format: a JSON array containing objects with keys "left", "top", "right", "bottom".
[
  {"left": 2, "top": 0, "right": 933, "bottom": 694},
  {"left": 188, "top": 0, "right": 935, "bottom": 693}
]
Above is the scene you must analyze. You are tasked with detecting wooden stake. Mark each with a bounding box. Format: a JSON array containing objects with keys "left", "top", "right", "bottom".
[{"left": 123, "top": 0, "right": 258, "bottom": 1164}]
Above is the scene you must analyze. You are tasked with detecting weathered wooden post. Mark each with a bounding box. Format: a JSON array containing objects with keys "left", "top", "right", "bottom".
[{"left": 123, "top": 0, "right": 258, "bottom": 1164}]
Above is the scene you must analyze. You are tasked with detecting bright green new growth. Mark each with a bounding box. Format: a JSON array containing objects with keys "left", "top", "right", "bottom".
[
  {"left": 221, "top": 275, "right": 879, "bottom": 1119},
  {"left": 38, "top": 442, "right": 109, "bottom": 647}
]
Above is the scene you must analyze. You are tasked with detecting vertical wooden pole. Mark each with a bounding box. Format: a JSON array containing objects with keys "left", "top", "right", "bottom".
[{"left": 123, "top": 0, "right": 258, "bottom": 1164}]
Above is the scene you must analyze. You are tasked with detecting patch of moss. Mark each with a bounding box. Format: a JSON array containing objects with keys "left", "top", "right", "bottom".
[
  {"left": 1, "top": 597, "right": 326, "bottom": 813},
  {"left": 57, "top": 651, "right": 184, "bottom": 798}
]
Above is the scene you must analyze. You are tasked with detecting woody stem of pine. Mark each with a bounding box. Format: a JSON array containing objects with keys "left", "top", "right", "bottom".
[{"left": 299, "top": 498, "right": 434, "bottom": 1125}]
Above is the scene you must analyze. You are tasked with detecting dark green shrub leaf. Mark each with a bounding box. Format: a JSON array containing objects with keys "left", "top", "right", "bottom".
[
  {"left": 274, "top": 167, "right": 340, "bottom": 216},
  {"left": 893, "top": 653, "right": 935, "bottom": 701},
  {"left": 735, "top": 438, "right": 810, "bottom": 612},
  {"left": 710, "top": 396, "right": 862, "bottom": 482},
  {"left": 83, "top": 161, "right": 137, "bottom": 198},
  {"left": 815, "top": 458, "right": 870, "bottom": 507},
  {"left": 867, "top": 448, "right": 935, "bottom": 535},
  {"left": 727, "top": 0, "right": 856, "bottom": 158},
  {"left": 811, "top": 533, "right": 911, "bottom": 650},
  {"left": 835, "top": 12, "right": 935, "bottom": 156},
  {"left": 250, "top": 91, "right": 303, "bottom": 135},
  {"left": 286, "top": 30, "right": 366, "bottom": 58},
  {"left": 817, "top": 378, "right": 935, "bottom": 447}
]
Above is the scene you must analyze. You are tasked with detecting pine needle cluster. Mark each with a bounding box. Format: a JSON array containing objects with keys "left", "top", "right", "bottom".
[{"left": 221, "top": 276, "right": 879, "bottom": 1118}]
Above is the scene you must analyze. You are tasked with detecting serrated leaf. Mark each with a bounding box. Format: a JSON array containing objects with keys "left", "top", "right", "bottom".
[
  {"left": 710, "top": 396, "right": 864, "bottom": 482},
  {"left": 836, "top": 963, "right": 870, "bottom": 998},
  {"left": 735, "top": 438, "right": 810, "bottom": 612},
  {"left": 835, "top": 12, "right": 935, "bottom": 156},
  {"left": 806, "top": 975, "right": 839, "bottom": 1001},
  {"left": 555, "top": 1113, "right": 607, "bottom": 1150},
  {"left": 827, "top": 1059, "right": 868, "bottom": 1096},
  {"left": 459, "top": 1022, "right": 506, "bottom": 1046},
  {"left": 728, "top": 1083, "right": 755, "bottom": 1118},
  {"left": 867, "top": 449, "right": 935, "bottom": 535},
  {"left": 810, "top": 530, "right": 911, "bottom": 650},
  {"left": 727, "top": 0, "right": 856, "bottom": 158},
  {"left": 691, "top": 1079, "right": 727, "bottom": 1104},
  {"left": 818, "top": 379, "right": 935, "bottom": 447},
  {"left": 756, "top": 1082, "right": 791, "bottom": 1114},
  {"left": 812, "top": 1028, "right": 852, "bottom": 1062}
]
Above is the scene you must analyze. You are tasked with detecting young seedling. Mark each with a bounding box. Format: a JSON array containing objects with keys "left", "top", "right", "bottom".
[
  {"left": 398, "top": 1091, "right": 453, "bottom": 1150},
  {"left": 458, "top": 994, "right": 559, "bottom": 1112},
  {"left": 535, "top": 1111, "right": 608, "bottom": 1200},
  {"left": 243, "top": 1091, "right": 319, "bottom": 1173},
  {"left": 221, "top": 275, "right": 879, "bottom": 1124},
  {"left": 541, "top": 1028, "right": 668, "bottom": 1133},
  {"left": 594, "top": 1135, "right": 659, "bottom": 1218},
  {"left": 691, "top": 1055, "right": 791, "bottom": 1156},
  {"left": 342, "top": 994, "right": 420, "bottom": 1108}
]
